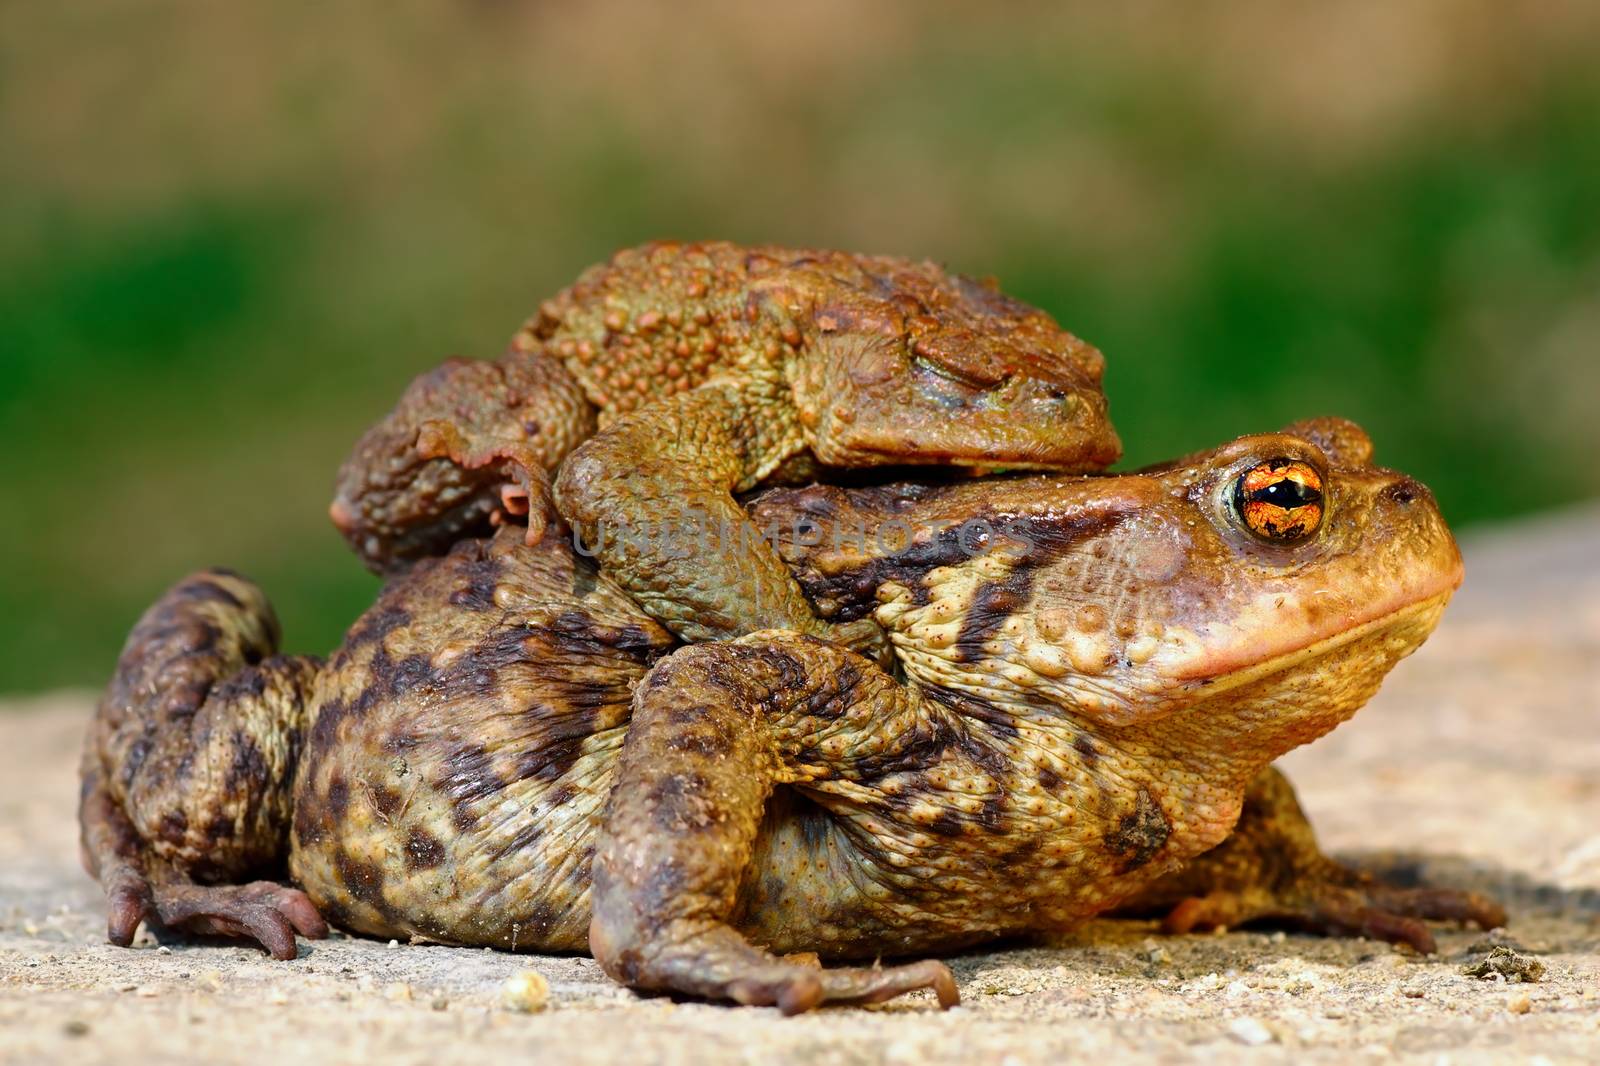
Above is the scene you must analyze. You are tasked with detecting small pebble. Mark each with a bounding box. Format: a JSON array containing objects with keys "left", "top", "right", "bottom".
[
  {"left": 431, "top": 997, "right": 450, "bottom": 1011},
  {"left": 383, "top": 982, "right": 413, "bottom": 1002},
  {"left": 1509, "top": 992, "right": 1533, "bottom": 1014},
  {"left": 63, "top": 1020, "right": 90, "bottom": 1038},
  {"left": 1228, "top": 1017, "right": 1275, "bottom": 1046},
  {"left": 1462, "top": 947, "right": 1545, "bottom": 984},
  {"left": 499, "top": 969, "right": 550, "bottom": 1013}
]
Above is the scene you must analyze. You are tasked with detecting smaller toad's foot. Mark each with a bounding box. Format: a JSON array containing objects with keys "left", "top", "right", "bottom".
[
  {"left": 331, "top": 352, "right": 594, "bottom": 572},
  {"left": 416, "top": 420, "right": 556, "bottom": 543},
  {"left": 115, "top": 881, "right": 328, "bottom": 960},
  {"left": 1160, "top": 875, "right": 1507, "bottom": 954}
]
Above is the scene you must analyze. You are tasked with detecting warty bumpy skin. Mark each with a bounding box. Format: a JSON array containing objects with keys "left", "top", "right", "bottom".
[
  {"left": 84, "top": 419, "right": 1502, "bottom": 1010},
  {"left": 331, "top": 241, "right": 1120, "bottom": 657}
]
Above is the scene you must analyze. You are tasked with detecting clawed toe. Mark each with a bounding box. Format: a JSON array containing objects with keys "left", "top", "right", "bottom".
[
  {"left": 725, "top": 959, "right": 958, "bottom": 1015},
  {"left": 1160, "top": 879, "right": 1507, "bottom": 955},
  {"left": 106, "top": 882, "right": 153, "bottom": 948},
  {"left": 106, "top": 881, "right": 329, "bottom": 960}
]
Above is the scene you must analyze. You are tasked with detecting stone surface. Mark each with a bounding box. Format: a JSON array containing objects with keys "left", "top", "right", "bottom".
[{"left": 3, "top": 506, "right": 1598, "bottom": 1064}]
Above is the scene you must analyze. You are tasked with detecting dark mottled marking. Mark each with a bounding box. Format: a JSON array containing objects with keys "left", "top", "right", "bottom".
[
  {"left": 1037, "top": 764, "right": 1062, "bottom": 792},
  {"left": 761, "top": 491, "right": 1124, "bottom": 622},
  {"left": 158, "top": 809, "right": 188, "bottom": 844},
  {"left": 546, "top": 782, "right": 578, "bottom": 809},
  {"left": 1001, "top": 836, "right": 1042, "bottom": 867},
  {"left": 512, "top": 735, "right": 586, "bottom": 784},
  {"left": 977, "top": 791, "right": 1009, "bottom": 832},
  {"left": 548, "top": 611, "right": 667, "bottom": 663},
  {"left": 953, "top": 577, "right": 1031, "bottom": 662},
  {"left": 432, "top": 625, "right": 539, "bottom": 701},
  {"left": 205, "top": 812, "right": 235, "bottom": 843},
  {"left": 326, "top": 775, "right": 350, "bottom": 820},
  {"left": 438, "top": 743, "right": 502, "bottom": 832},
  {"left": 925, "top": 810, "right": 965, "bottom": 837},
  {"left": 1073, "top": 734, "right": 1100, "bottom": 764},
  {"left": 405, "top": 827, "right": 446, "bottom": 870},
  {"left": 923, "top": 685, "right": 1020, "bottom": 741},
  {"left": 213, "top": 667, "right": 269, "bottom": 704},
  {"left": 1106, "top": 787, "right": 1171, "bottom": 872},
  {"left": 121, "top": 734, "right": 154, "bottom": 788},
  {"left": 489, "top": 818, "right": 545, "bottom": 863},
  {"left": 646, "top": 773, "right": 714, "bottom": 831},
  {"left": 673, "top": 730, "right": 734, "bottom": 758},
  {"left": 372, "top": 651, "right": 438, "bottom": 698},
  {"left": 367, "top": 783, "right": 403, "bottom": 819},
  {"left": 345, "top": 605, "right": 412, "bottom": 650},
  {"left": 448, "top": 550, "right": 502, "bottom": 611},
  {"left": 223, "top": 731, "right": 268, "bottom": 794},
  {"left": 778, "top": 514, "right": 976, "bottom": 621},
  {"left": 509, "top": 900, "right": 563, "bottom": 945},
  {"left": 664, "top": 702, "right": 705, "bottom": 726},
  {"left": 177, "top": 580, "right": 244, "bottom": 609},
  {"left": 333, "top": 850, "right": 401, "bottom": 923}
]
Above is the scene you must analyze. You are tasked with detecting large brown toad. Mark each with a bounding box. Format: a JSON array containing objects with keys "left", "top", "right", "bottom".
[
  {"left": 328, "top": 241, "right": 1119, "bottom": 653},
  {"left": 82, "top": 419, "right": 1501, "bottom": 1012}
]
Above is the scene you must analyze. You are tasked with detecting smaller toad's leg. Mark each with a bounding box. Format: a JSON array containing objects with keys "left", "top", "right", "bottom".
[
  {"left": 554, "top": 382, "right": 886, "bottom": 659},
  {"left": 81, "top": 571, "right": 328, "bottom": 958},
  {"left": 1123, "top": 766, "right": 1506, "bottom": 953},
  {"left": 591, "top": 637, "right": 957, "bottom": 1013},
  {"left": 331, "top": 347, "right": 598, "bottom": 574}
]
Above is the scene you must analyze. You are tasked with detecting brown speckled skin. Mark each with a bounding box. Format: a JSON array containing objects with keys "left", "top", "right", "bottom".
[
  {"left": 331, "top": 241, "right": 1119, "bottom": 650},
  {"left": 84, "top": 420, "right": 1500, "bottom": 1009}
]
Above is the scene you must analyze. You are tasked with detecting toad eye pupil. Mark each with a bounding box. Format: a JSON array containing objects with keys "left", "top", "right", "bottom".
[
  {"left": 1233, "top": 458, "right": 1326, "bottom": 543},
  {"left": 1246, "top": 479, "right": 1322, "bottom": 508}
]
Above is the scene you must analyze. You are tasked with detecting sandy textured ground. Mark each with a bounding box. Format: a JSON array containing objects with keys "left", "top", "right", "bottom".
[{"left": 3, "top": 506, "right": 1598, "bottom": 1065}]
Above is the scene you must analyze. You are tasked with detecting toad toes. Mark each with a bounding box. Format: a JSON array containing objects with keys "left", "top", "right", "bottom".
[
  {"left": 330, "top": 241, "right": 1119, "bottom": 651},
  {"left": 82, "top": 419, "right": 1501, "bottom": 1011}
]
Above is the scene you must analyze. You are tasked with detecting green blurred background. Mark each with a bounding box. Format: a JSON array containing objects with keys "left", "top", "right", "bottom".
[{"left": 4, "top": 1, "right": 1599, "bottom": 693}]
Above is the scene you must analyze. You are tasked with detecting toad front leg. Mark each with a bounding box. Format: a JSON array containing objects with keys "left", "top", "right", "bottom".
[
  {"left": 590, "top": 635, "right": 958, "bottom": 1013},
  {"left": 81, "top": 572, "right": 327, "bottom": 958},
  {"left": 554, "top": 382, "right": 885, "bottom": 657}
]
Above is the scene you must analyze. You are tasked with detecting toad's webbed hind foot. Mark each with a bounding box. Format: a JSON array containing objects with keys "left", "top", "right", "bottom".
[
  {"left": 140, "top": 882, "right": 328, "bottom": 960},
  {"left": 1159, "top": 871, "right": 1506, "bottom": 955},
  {"left": 81, "top": 569, "right": 325, "bottom": 960},
  {"left": 1125, "top": 766, "right": 1506, "bottom": 954}
]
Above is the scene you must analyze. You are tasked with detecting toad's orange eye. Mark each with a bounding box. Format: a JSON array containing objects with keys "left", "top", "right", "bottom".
[{"left": 1234, "top": 459, "right": 1324, "bottom": 543}]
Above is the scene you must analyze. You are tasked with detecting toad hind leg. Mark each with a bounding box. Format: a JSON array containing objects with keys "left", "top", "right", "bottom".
[
  {"left": 80, "top": 571, "right": 327, "bottom": 958},
  {"left": 590, "top": 636, "right": 958, "bottom": 1013},
  {"left": 1122, "top": 766, "right": 1506, "bottom": 953}
]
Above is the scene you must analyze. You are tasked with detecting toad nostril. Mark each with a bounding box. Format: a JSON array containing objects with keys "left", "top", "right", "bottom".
[{"left": 1386, "top": 481, "right": 1419, "bottom": 505}]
